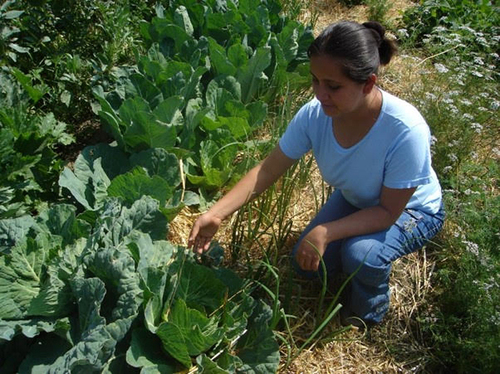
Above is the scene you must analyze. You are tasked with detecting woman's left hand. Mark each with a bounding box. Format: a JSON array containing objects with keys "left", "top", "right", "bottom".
[{"left": 295, "top": 226, "right": 328, "bottom": 271}]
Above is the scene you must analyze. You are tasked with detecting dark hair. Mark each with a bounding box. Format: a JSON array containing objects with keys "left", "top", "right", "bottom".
[{"left": 308, "top": 21, "right": 397, "bottom": 83}]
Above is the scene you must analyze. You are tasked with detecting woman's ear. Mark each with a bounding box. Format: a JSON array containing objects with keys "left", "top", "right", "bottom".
[{"left": 363, "top": 74, "right": 377, "bottom": 94}]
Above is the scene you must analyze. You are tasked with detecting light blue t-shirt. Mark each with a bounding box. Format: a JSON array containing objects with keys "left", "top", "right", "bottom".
[{"left": 279, "top": 89, "right": 442, "bottom": 214}]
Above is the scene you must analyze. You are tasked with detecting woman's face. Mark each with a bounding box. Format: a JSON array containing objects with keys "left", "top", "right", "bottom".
[{"left": 310, "top": 54, "right": 369, "bottom": 118}]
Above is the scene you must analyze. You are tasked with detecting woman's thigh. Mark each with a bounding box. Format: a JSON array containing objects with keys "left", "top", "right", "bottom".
[{"left": 341, "top": 204, "right": 446, "bottom": 276}]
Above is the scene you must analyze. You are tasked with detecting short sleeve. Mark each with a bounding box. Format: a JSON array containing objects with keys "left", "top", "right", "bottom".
[
  {"left": 383, "top": 122, "right": 434, "bottom": 189},
  {"left": 278, "top": 102, "right": 313, "bottom": 159}
]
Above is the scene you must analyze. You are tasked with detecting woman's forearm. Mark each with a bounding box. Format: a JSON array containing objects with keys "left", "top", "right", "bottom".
[
  {"left": 318, "top": 205, "right": 396, "bottom": 244},
  {"left": 316, "top": 186, "right": 416, "bottom": 244}
]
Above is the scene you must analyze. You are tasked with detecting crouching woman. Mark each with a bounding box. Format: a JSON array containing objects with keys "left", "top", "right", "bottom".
[{"left": 189, "top": 21, "right": 445, "bottom": 327}]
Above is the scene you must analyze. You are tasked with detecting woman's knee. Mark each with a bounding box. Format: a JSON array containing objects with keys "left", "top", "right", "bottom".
[{"left": 341, "top": 237, "right": 391, "bottom": 287}]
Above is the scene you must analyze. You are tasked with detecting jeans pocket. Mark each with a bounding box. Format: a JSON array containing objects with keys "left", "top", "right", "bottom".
[{"left": 396, "top": 209, "right": 423, "bottom": 233}]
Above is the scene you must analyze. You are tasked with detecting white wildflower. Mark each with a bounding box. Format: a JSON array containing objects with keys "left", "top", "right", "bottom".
[
  {"left": 397, "top": 28, "right": 409, "bottom": 38},
  {"left": 476, "top": 36, "right": 489, "bottom": 46},
  {"left": 471, "top": 123, "right": 483, "bottom": 134},
  {"left": 463, "top": 113, "right": 474, "bottom": 120},
  {"left": 448, "top": 153, "right": 458, "bottom": 163},
  {"left": 491, "top": 100, "right": 500, "bottom": 110},
  {"left": 463, "top": 240, "right": 479, "bottom": 256},
  {"left": 442, "top": 166, "right": 453, "bottom": 173},
  {"left": 425, "top": 92, "right": 437, "bottom": 101},
  {"left": 434, "top": 63, "right": 449, "bottom": 73},
  {"left": 471, "top": 70, "right": 484, "bottom": 78},
  {"left": 460, "top": 99, "right": 472, "bottom": 106},
  {"left": 430, "top": 135, "right": 437, "bottom": 147},
  {"left": 473, "top": 56, "right": 485, "bottom": 66},
  {"left": 488, "top": 312, "right": 500, "bottom": 327}
]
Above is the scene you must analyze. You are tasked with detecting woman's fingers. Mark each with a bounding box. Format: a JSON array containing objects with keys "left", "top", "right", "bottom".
[
  {"left": 296, "top": 248, "right": 320, "bottom": 271},
  {"left": 193, "top": 235, "right": 212, "bottom": 255},
  {"left": 188, "top": 224, "right": 200, "bottom": 249}
]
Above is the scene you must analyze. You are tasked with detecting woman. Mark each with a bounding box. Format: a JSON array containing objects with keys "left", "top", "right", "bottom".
[{"left": 188, "top": 21, "right": 445, "bottom": 327}]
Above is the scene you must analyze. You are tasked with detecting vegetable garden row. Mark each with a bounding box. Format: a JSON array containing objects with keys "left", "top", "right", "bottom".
[{"left": 0, "top": 0, "right": 314, "bottom": 372}]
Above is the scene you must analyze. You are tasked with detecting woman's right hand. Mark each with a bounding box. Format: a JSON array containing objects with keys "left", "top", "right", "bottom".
[{"left": 188, "top": 212, "right": 222, "bottom": 255}]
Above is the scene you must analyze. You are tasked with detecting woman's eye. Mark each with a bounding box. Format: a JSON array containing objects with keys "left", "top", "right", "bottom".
[{"left": 328, "top": 85, "right": 340, "bottom": 90}]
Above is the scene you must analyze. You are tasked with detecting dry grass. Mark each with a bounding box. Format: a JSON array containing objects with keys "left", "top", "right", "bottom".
[{"left": 168, "top": 1, "right": 440, "bottom": 372}]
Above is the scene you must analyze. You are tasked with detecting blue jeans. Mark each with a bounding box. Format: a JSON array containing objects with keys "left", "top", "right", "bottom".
[{"left": 291, "top": 189, "right": 445, "bottom": 323}]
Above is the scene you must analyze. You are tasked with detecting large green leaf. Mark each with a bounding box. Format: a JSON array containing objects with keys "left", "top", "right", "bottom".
[
  {"left": 208, "top": 38, "right": 237, "bottom": 76},
  {"left": 93, "top": 88, "right": 126, "bottom": 149},
  {"left": 126, "top": 328, "right": 175, "bottom": 373},
  {"left": 183, "top": 97, "right": 211, "bottom": 134},
  {"left": 197, "top": 354, "right": 231, "bottom": 373},
  {"left": 180, "top": 66, "right": 207, "bottom": 102},
  {"left": 0, "top": 215, "right": 35, "bottom": 253},
  {"left": 0, "top": 317, "right": 71, "bottom": 342},
  {"left": 0, "top": 237, "right": 72, "bottom": 319},
  {"left": 156, "top": 321, "right": 191, "bottom": 368},
  {"left": 237, "top": 45, "right": 272, "bottom": 103},
  {"left": 124, "top": 111, "right": 177, "bottom": 151},
  {"left": 107, "top": 167, "right": 173, "bottom": 207},
  {"left": 235, "top": 301, "right": 280, "bottom": 373},
  {"left": 95, "top": 196, "right": 168, "bottom": 246},
  {"left": 129, "top": 74, "right": 163, "bottom": 109},
  {"left": 46, "top": 277, "right": 135, "bottom": 373},
  {"left": 277, "top": 21, "right": 300, "bottom": 64},
  {"left": 17, "top": 334, "right": 72, "bottom": 374},
  {"left": 33, "top": 204, "right": 91, "bottom": 247},
  {"left": 119, "top": 96, "right": 151, "bottom": 126},
  {"left": 168, "top": 260, "right": 227, "bottom": 312},
  {"left": 149, "top": 19, "right": 191, "bottom": 55},
  {"left": 130, "top": 148, "right": 181, "bottom": 187},
  {"left": 153, "top": 95, "right": 184, "bottom": 127},
  {"left": 86, "top": 247, "right": 142, "bottom": 320},
  {"left": 157, "top": 299, "right": 223, "bottom": 367},
  {"left": 125, "top": 231, "right": 175, "bottom": 275},
  {"left": 59, "top": 155, "right": 111, "bottom": 211},
  {"left": 80, "top": 143, "right": 130, "bottom": 180},
  {"left": 174, "top": 5, "right": 194, "bottom": 36}
]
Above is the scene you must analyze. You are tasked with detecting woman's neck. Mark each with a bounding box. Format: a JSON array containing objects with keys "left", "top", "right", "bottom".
[
  {"left": 333, "top": 87, "right": 382, "bottom": 148},
  {"left": 341, "top": 87, "right": 382, "bottom": 125}
]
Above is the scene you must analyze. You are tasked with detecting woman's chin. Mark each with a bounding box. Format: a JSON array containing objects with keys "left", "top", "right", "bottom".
[{"left": 321, "top": 105, "right": 339, "bottom": 116}]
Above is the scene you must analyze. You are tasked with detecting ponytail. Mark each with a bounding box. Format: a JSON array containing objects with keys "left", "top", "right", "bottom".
[{"left": 362, "top": 21, "right": 397, "bottom": 65}]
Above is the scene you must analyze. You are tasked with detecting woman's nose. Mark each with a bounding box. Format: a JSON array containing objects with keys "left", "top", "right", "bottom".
[{"left": 314, "top": 83, "right": 330, "bottom": 101}]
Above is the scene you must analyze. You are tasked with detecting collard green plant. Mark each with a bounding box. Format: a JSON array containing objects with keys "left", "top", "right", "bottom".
[
  {"left": 0, "top": 70, "right": 73, "bottom": 219},
  {"left": 0, "top": 196, "right": 280, "bottom": 373}
]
